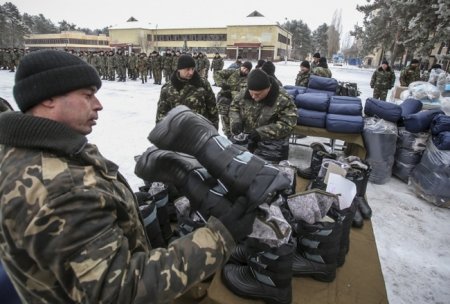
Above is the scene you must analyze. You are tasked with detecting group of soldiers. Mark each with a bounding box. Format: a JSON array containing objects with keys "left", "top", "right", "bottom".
[
  {"left": 0, "top": 48, "right": 27, "bottom": 72},
  {"left": 60, "top": 48, "right": 225, "bottom": 85}
]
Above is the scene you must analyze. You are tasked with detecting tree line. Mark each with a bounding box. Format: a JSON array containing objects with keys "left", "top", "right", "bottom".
[{"left": 0, "top": 2, "right": 108, "bottom": 48}]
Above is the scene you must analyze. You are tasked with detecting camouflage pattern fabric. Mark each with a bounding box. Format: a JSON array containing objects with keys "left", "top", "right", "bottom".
[
  {"left": 211, "top": 56, "right": 224, "bottom": 71},
  {"left": 116, "top": 52, "right": 128, "bottom": 80},
  {"left": 106, "top": 52, "right": 117, "bottom": 80},
  {"left": 370, "top": 67, "right": 395, "bottom": 101},
  {"left": 287, "top": 190, "right": 339, "bottom": 224},
  {"left": 138, "top": 55, "right": 149, "bottom": 82},
  {"left": 400, "top": 65, "right": 420, "bottom": 87},
  {"left": 295, "top": 71, "right": 310, "bottom": 87},
  {"left": 312, "top": 66, "right": 332, "bottom": 78},
  {"left": 163, "top": 54, "right": 173, "bottom": 82},
  {"left": 229, "top": 79, "right": 297, "bottom": 141},
  {"left": 151, "top": 54, "right": 163, "bottom": 84},
  {"left": 156, "top": 71, "right": 219, "bottom": 128},
  {"left": 0, "top": 112, "right": 235, "bottom": 303}
]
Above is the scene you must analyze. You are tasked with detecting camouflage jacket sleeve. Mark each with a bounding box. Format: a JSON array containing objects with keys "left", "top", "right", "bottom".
[
  {"left": 390, "top": 71, "right": 396, "bottom": 88},
  {"left": 370, "top": 71, "right": 376, "bottom": 88},
  {"left": 202, "top": 79, "right": 220, "bottom": 129},
  {"left": 214, "top": 69, "right": 235, "bottom": 87},
  {"left": 156, "top": 85, "right": 171, "bottom": 122}
]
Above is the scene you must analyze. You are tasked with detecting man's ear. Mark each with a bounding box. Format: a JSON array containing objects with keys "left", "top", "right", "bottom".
[{"left": 40, "top": 98, "right": 56, "bottom": 108}]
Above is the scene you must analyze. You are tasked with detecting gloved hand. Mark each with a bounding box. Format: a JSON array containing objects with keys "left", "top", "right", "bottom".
[
  {"left": 218, "top": 196, "right": 256, "bottom": 242},
  {"left": 135, "top": 191, "right": 153, "bottom": 206},
  {"left": 231, "top": 122, "right": 243, "bottom": 135}
]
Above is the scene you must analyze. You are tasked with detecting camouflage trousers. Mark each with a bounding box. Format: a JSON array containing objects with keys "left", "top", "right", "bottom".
[
  {"left": 153, "top": 69, "right": 162, "bottom": 84},
  {"left": 373, "top": 88, "right": 388, "bottom": 101},
  {"left": 217, "top": 96, "right": 232, "bottom": 138}
]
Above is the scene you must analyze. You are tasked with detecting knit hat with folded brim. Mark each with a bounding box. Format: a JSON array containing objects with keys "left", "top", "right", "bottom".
[
  {"left": 247, "top": 69, "right": 271, "bottom": 90},
  {"left": 13, "top": 49, "right": 101, "bottom": 112}
]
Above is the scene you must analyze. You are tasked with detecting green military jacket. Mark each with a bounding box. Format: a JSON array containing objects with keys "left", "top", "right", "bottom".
[
  {"left": 295, "top": 71, "right": 310, "bottom": 87},
  {"left": 214, "top": 69, "right": 248, "bottom": 99},
  {"left": 312, "top": 66, "right": 332, "bottom": 78},
  {"left": 400, "top": 65, "right": 420, "bottom": 87},
  {"left": 370, "top": 67, "right": 396, "bottom": 90},
  {"left": 0, "top": 112, "right": 234, "bottom": 303},
  {"left": 229, "top": 79, "right": 297, "bottom": 140},
  {"left": 156, "top": 71, "right": 219, "bottom": 128},
  {"left": 211, "top": 57, "right": 224, "bottom": 71}
]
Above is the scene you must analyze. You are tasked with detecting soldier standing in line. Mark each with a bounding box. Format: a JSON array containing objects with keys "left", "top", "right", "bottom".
[
  {"left": 138, "top": 52, "right": 149, "bottom": 84},
  {"left": 400, "top": 59, "right": 421, "bottom": 87},
  {"left": 99, "top": 51, "right": 107, "bottom": 80},
  {"left": 295, "top": 60, "right": 311, "bottom": 87},
  {"left": 370, "top": 60, "right": 396, "bottom": 101},
  {"left": 171, "top": 50, "right": 180, "bottom": 77},
  {"left": 163, "top": 50, "right": 172, "bottom": 83},
  {"left": 214, "top": 61, "right": 253, "bottom": 137},
  {"left": 151, "top": 51, "right": 163, "bottom": 85},
  {"left": 211, "top": 52, "right": 224, "bottom": 85},
  {"left": 128, "top": 52, "right": 138, "bottom": 80},
  {"left": 156, "top": 54, "right": 218, "bottom": 128},
  {"left": 92, "top": 52, "right": 102, "bottom": 79},
  {"left": 197, "top": 52, "right": 206, "bottom": 78},
  {"left": 192, "top": 52, "right": 199, "bottom": 70},
  {"left": 106, "top": 50, "right": 116, "bottom": 81},
  {"left": 116, "top": 49, "right": 127, "bottom": 82},
  {"left": 0, "top": 49, "right": 254, "bottom": 303},
  {"left": 147, "top": 53, "right": 153, "bottom": 80},
  {"left": 204, "top": 53, "right": 211, "bottom": 79}
]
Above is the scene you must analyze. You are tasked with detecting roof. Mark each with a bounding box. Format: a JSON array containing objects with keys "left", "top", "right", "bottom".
[{"left": 109, "top": 19, "right": 153, "bottom": 30}]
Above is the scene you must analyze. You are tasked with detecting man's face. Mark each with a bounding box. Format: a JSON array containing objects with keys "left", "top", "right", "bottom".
[
  {"left": 313, "top": 57, "right": 320, "bottom": 63},
  {"left": 52, "top": 87, "right": 103, "bottom": 135},
  {"left": 300, "top": 66, "right": 309, "bottom": 73},
  {"left": 381, "top": 63, "right": 388, "bottom": 70},
  {"left": 178, "top": 67, "right": 195, "bottom": 80},
  {"left": 240, "top": 66, "right": 250, "bottom": 76},
  {"left": 249, "top": 87, "right": 271, "bottom": 102}
]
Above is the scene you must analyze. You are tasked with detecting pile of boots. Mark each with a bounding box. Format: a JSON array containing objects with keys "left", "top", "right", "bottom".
[
  {"left": 297, "top": 142, "right": 337, "bottom": 180},
  {"left": 222, "top": 241, "right": 294, "bottom": 304}
]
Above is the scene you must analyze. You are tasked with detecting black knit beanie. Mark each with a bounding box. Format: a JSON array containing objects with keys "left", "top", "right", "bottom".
[
  {"left": 313, "top": 52, "right": 321, "bottom": 59},
  {"left": 300, "top": 60, "right": 310, "bottom": 69},
  {"left": 177, "top": 54, "right": 196, "bottom": 70},
  {"left": 247, "top": 69, "right": 271, "bottom": 90},
  {"left": 261, "top": 61, "right": 275, "bottom": 76},
  {"left": 13, "top": 50, "right": 101, "bottom": 113},
  {"left": 242, "top": 61, "right": 253, "bottom": 71},
  {"left": 255, "top": 59, "right": 265, "bottom": 69}
]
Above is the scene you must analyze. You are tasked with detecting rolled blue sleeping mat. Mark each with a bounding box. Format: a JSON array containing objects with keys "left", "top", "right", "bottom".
[
  {"left": 294, "top": 93, "right": 330, "bottom": 112},
  {"left": 326, "top": 114, "right": 364, "bottom": 133},
  {"left": 400, "top": 98, "right": 423, "bottom": 116},
  {"left": 297, "top": 108, "right": 327, "bottom": 128},
  {"left": 403, "top": 109, "right": 444, "bottom": 133},
  {"left": 330, "top": 96, "right": 362, "bottom": 104},
  {"left": 432, "top": 131, "right": 450, "bottom": 150},
  {"left": 305, "top": 87, "right": 336, "bottom": 97},
  {"left": 328, "top": 102, "right": 362, "bottom": 116},
  {"left": 308, "top": 75, "right": 338, "bottom": 92},
  {"left": 364, "top": 98, "right": 402, "bottom": 123},
  {"left": 286, "top": 89, "right": 298, "bottom": 98},
  {"left": 430, "top": 114, "right": 450, "bottom": 135}
]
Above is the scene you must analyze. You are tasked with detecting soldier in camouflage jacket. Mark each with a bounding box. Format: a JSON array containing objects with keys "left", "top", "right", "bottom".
[
  {"left": 370, "top": 60, "right": 396, "bottom": 100},
  {"left": 400, "top": 59, "right": 420, "bottom": 87},
  {"left": 156, "top": 54, "right": 219, "bottom": 128},
  {"left": 229, "top": 69, "right": 297, "bottom": 162},
  {"left": 211, "top": 53, "right": 224, "bottom": 84},
  {"left": 0, "top": 50, "right": 242, "bottom": 304},
  {"left": 295, "top": 60, "right": 311, "bottom": 87},
  {"left": 312, "top": 57, "right": 332, "bottom": 78}
]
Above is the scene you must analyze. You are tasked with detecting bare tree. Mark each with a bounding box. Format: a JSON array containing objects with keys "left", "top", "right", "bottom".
[{"left": 327, "top": 9, "right": 342, "bottom": 58}]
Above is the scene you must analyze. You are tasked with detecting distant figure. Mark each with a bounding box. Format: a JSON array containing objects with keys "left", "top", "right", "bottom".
[
  {"left": 261, "top": 61, "right": 282, "bottom": 86},
  {"left": 228, "top": 55, "right": 243, "bottom": 69},
  {"left": 370, "top": 60, "right": 396, "bottom": 101},
  {"left": 295, "top": 61, "right": 311, "bottom": 87},
  {"left": 400, "top": 59, "right": 420, "bottom": 87},
  {"left": 255, "top": 59, "right": 266, "bottom": 69},
  {"left": 211, "top": 52, "right": 224, "bottom": 85},
  {"left": 312, "top": 57, "right": 332, "bottom": 78},
  {"left": 311, "top": 52, "right": 321, "bottom": 70}
]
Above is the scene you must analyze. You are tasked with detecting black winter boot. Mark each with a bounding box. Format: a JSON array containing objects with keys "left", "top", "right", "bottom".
[
  {"left": 292, "top": 210, "right": 343, "bottom": 282},
  {"left": 148, "top": 105, "right": 291, "bottom": 209},
  {"left": 135, "top": 147, "right": 232, "bottom": 219},
  {"left": 138, "top": 196, "right": 166, "bottom": 248},
  {"left": 347, "top": 167, "right": 372, "bottom": 219},
  {"left": 352, "top": 200, "right": 364, "bottom": 228},
  {"left": 335, "top": 203, "right": 357, "bottom": 267},
  {"left": 222, "top": 243, "right": 293, "bottom": 304},
  {"left": 297, "top": 143, "right": 336, "bottom": 180}
]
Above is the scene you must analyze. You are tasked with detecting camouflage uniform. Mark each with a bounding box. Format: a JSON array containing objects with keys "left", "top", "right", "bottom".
[
  {"left": 138, "top": 53, "right": 149, "bottom": 83},
  {"left": 203, "top": 56, "right": 211, "bottom": 79},
  {"left": 400, "top": 65, "right": 420, "bottom": 87},
  {"left": 0, "top": 112, "right": 234, "bottom": 303},
  {"left": 295, "top": 71, "right": 310, "bottom": 87},
  {"left": 163, "top": 52, "right": 172, "bottom": 82},
  {"left": 312, "top": 66, "right": 332, "bottom": 78},
  {"left": 128, "top": 53, "right": 138, "bottom": 80},
  {"left": 171, "top": 52, "right": 180, "bottom": 75},
  {"left": 197, "top": 53, "right": 206, "bottom": 78},
  {"left": 229, "top": 79, "right": 297, "bottom": 161},
  {"left": 156, "top": 71, "right": 219, "bottom": 128},
  {"left": 116, "top": 50, "right": 128, "bottom": 82},
  {"left": 151, "top": 52, "right": 163, "bottom": 85},
  {"left": 106, "top": 51, "right": 117, "bottom": 80},
  {"left": 370, "top": 66, "right": 396, "bottom": 101},
  {"left": 211, "top": 55, "right": 224, "bottom": 84},
  {"left": 214, "top": 69, "right": 249, "bottom": 137},
  {"left": 99, "top": 51, "right": 108, "bottom": 79}
]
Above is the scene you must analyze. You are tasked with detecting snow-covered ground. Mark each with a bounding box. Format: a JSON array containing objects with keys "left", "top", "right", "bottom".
[{"left": 1, "top": 60, "right": 449, "bottom": 304}]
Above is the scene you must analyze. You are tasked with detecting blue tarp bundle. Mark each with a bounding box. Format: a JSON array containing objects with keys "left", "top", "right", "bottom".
[
  {"left": 308, "top": 75, "right": 338, "bottom": 92},
  {"left": 403, "top": 109, "right": 445, "bottom": 133},
  {"left": 400, "top": 98, "right": 423, "bottom": 116},
  {"left": 286, "top": 89, "right": 298, "bottom": 98},
  {"left": 430, "top": 114, "right": 450, "bottom": 135},
  {"left": 0, "top": 263, "right": 21, "bottom": 304},
  {"left": 294, "top": 93, "right": 330, "bottom": 112},
  {"left": 364, "top": 98, "right": 402, "bottom": 123},
  {"left": 433, "top": 131, "right": 450, "bottom": 150},
  {"left": 326, "top": 114, "right": 364, "bottom": 133},
  {"left": 297, "top": 108, "right": 327, "bottom": 128},
  {"left": 305, "top": 87, "right": 336, "bottom": 97},
  {"left": 328, "top": 96, "right": 362, "bottom": 115},
  {"left": 284, "top": 85, "right": 307, "bottom": 91}
]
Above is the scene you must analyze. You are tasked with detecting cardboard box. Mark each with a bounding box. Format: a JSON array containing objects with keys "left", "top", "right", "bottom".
[{"left": 390, "top": 85, "right": 408, "bottom": 101}]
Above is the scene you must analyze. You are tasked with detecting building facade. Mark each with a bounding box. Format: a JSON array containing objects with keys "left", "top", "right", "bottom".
[{"left": 24, "top": 31, "right": 110, "bottom": 51}]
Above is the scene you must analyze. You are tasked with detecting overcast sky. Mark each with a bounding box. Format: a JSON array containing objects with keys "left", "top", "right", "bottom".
[{"left": 8, "top": 0, "right": 367, "bottom": 35}]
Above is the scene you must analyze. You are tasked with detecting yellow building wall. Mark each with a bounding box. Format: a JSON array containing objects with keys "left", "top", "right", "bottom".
[{"left": 25, "top": 31, "right": 110, "bottom": 50}]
